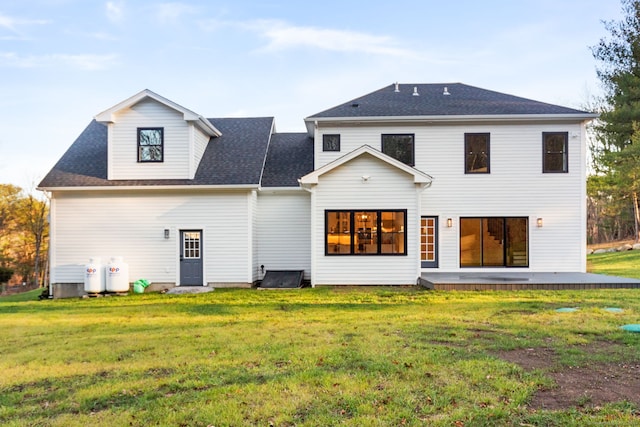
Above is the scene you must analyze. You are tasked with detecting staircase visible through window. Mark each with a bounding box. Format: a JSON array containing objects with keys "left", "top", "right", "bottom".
[{"left": 459, "top": 217, "right": 528, "bottom": 267}]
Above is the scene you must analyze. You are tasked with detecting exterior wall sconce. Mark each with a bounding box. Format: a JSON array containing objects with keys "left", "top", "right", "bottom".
[
  {"left": 361, "top": 175, "right": 371, "bottom": 182},
  {"left": 447, "top": 218, "right": 453, "bottom": 228},
  {"left": 536, "top": 218, "right": 543, "bottom": 228},
  {"left": 164, "top": 229, "right": 170, "bottom": 239}
]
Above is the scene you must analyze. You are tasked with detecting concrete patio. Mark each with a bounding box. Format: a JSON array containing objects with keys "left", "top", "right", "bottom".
[{"left": 419, "top": 272, "right": 640, "bottom": 290}]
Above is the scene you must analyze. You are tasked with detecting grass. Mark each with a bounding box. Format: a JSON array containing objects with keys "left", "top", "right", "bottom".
[
  {"left": 0, "top": 288, "right": 43, "bottom": 302},
  {"left": 1, "top": 286, "right": 640, "bottom": 426},
  {"left": 588, "top": 249, "right": 640, "bottom": 279}
]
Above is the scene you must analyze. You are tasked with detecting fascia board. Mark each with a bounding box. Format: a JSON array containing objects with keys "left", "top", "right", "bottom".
[
  {"left": 37, "top": 184, "right": 259, "bottom": 192},
  {"left": 299, "top": 145, "right": 432, "bottom": 185},
  {"left": 95, "top": 89, "right": 222, "bottom": 137},
  {"left": 305, "top": 113, "right": 599, "bottom": 125}
]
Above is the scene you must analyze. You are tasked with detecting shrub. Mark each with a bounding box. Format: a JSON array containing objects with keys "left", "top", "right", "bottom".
[{"left": 0, "top": 266, "right": 14, "bottom": 283}]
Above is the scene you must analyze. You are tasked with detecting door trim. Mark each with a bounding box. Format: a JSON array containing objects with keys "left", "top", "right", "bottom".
[{"left": 179, "top": 229, "right": 204, "bottom": 286}]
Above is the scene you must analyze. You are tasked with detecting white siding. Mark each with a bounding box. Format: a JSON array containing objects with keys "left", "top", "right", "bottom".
[
  {"left": 49, "top": 190, "right": 253, "bottom": 285},
  {"left": 312, "top": 154, "right": 420, "bottom": 285},
  {"left": 257, "top": 191, "right": 311, "bottom": 280},
  {"left": 109, "top": 98, "right": 192, "bottom": 180},
  {"left": 249, "top": 190, "right": 259, "bottom": 282},
  {"left": 192, "top": 126, "right": 210, "bottom": 178},
  {"left": 315, "top": 121, "right": 587, "bottom": 273}
]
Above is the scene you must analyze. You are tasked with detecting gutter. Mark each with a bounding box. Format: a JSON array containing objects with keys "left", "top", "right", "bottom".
[{"left": 37, "top": 184, "right": 260, "bottom": 192}]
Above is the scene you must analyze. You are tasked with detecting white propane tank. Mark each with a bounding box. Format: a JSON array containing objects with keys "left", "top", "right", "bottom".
[
  {"left": 84, "top": 257, "right": 105, "bottom": 294},
  {"left": 106, "top": 256, "right": 129, "bottom": 293}
]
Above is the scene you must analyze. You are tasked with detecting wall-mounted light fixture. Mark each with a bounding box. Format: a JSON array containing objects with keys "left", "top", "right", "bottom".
[
  {"left": 447, "top": 218, "right": 453, "bottom": 228},
  {"left": 536, "top": 218, "right": 543, "bottom": 228},
  {"left": 361, "top": 175, "right": 371, "bottom": 183},
  {"left": 164, "top": 229, "right": 170, "bottom": 239}
]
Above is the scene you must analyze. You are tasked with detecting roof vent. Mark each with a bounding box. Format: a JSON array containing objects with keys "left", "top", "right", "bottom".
[
  {"left": 412, "top": 86, "right": 419, "bottom": 96},
  {"left": 351, "top": 102, "right": 359, "bottom": 108},
  {"left": 394, "top": 82, "right": 400, "bottom": 93},
  {"left": 443, "top": 86, "right": 450, "bottom": 96}
]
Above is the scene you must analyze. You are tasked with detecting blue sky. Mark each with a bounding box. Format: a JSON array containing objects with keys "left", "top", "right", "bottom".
[{"left": 0, "top": 0, "right": 623, "bottom": 190}]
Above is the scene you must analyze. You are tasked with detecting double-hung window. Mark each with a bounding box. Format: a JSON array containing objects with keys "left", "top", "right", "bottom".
[
  {"left": 465, "top": 133, "right": 490, "bottom": 173},
  {"left": 138, "top": 128, "right": 164, "bottom": 162},
  {"left": 543, "top": 132, "right": 568, "bottom": 173},
  {"left": 326, "top": 210, "right": 407, "bottom": 255}
]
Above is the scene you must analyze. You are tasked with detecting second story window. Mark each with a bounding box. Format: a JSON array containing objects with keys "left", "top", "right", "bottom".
[
  {"left": 465, "top": 133, "right": 490, "bottom": 173},
  {"left": 382, "top": 134, "right": 414, "bottom": 166},
  {"left": 138, "top": 128, "right": 164, "bottom": 162},
  {"left": 323, "top": 134, "right": 341, "bottom": 152},
  {"left": 543, "top": 132, "right": 568, "bottom": 173}
]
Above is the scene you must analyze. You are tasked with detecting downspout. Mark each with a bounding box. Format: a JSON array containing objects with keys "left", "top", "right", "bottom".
[{"left": 299, "top": 180, "right": 316, "bottom": 287}]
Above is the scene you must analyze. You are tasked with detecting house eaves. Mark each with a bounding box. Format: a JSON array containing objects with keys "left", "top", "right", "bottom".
[
  {"left": 38, "top": 184, "right": 259, "bottom": 192},
  {"left": 95, "top": 89, "right": 222, "bottom": 137},
  {"left": 299, "top": 144, "right": 432, "bottom": 187},
  {"left": 304, "top": 113, "right": 599, "bottom": 135}
]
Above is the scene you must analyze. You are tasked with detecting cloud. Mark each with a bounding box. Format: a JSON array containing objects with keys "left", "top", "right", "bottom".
[
  {"left": 0, "top": 52, "right": 118, "bottom": 70},
  {"left": 254, "top": 20, "right": 416, "bottom": 58},
  {"left": 200, "top": 18, "right": 418, "bottom": 58},
  {"left": 106, "top": 1, "right": 124, "bottom": 23},
  {"left": 154, "top": 2, "right": 197, "bottom": 25},
  {"left": 0, "top": 13, "right": 49, "bottom": 35}
]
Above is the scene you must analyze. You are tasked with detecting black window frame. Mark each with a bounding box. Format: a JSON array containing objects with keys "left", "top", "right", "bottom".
[
  {"left": 322, "top": 134, "right": 341, "bottom": 152},
  {"left": 542, "top": 132, "right": 568, "bottom": 173},
  {"left": 325, "top": 209, "right": 408, "bottom": 256},
  {"left": 137, "top": 127, "right": 164, "bottom": 163},
  {"left": 459, "top": 216, "right": 529, "bottom": 268},
  {"left": 464, "top": 133, "right": 490, "bottom": 174},
  {"left": 381, "top": 134, "right": 415, "bottom": 166}
]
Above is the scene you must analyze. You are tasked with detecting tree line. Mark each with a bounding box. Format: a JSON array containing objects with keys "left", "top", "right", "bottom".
[
  {"left": 0, "top": 184, "right": 48, "bottom": 288},
  {"left": 589, "top": 0, "right": 640, "bottom": 244}
]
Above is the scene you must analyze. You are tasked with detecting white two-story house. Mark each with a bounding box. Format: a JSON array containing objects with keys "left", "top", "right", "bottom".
[{"left": 39, "top": 83, "right": 598, "bottom": 297}]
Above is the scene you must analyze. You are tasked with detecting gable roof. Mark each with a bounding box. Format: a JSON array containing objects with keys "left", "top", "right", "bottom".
[
  {"left": 38, "top": 117, "right": 276, "bottom": 189},
  {"left": 299, "top": 145, "right": 432, "bottom": 188},
  {"left": 95, "top": 89, "right": 222, "bottom": 137},
  {"left": 305, "top": 83, "right": 597, "bottom": 133},
  {"left": 261, "top": 133, "right": 314, "bottom": 187}
]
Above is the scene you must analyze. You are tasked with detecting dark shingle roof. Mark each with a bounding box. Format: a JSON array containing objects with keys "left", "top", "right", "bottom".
[
  {"left": 39, "top": 117, "right": 275, "bottom": 188},
  {"left": 196, "top": 117, "right": 274, "bottom": 185},
  {"left": 261, "top": 133, "right": 314, "bottom": 187},
  {"left": 307, "top": 83, "right": 593, "bottom": 118}
]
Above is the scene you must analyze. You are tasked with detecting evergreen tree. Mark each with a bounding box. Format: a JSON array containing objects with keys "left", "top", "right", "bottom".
[{"left": 591, "top": 0, "right": 640, "bottom": 241}]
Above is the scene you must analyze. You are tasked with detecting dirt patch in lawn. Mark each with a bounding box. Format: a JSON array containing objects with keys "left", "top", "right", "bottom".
[{"left": 497, "top": 344, "right": 640, "bottom": 410}]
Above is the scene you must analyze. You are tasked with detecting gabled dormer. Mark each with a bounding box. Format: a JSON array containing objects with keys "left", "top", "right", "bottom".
[{"left": 95, "top": 89, "right": 221, "bottom": 180}]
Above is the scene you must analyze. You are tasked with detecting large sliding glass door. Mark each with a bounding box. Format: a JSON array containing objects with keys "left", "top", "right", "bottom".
[{"left": 459, "top": 217, "right": 528, "bottom": 267}]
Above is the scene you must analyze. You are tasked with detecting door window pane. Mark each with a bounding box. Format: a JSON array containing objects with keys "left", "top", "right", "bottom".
[
  {"left": 506, "top": 218, "right": 528, "bottom": 266},
  {"left": 421, "top": 217, "right": 438, "bottom": 267},
  {"left": 482, "top": 218, "right": 504, "bottom": 266},
  {"left": 183, "top": 232, "right": 201, "bottom": 259},
  {"left": 460, "top": 218, "right": 482, "bottom": 267}
]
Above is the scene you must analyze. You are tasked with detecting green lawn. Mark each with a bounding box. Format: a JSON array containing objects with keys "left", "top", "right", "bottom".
[
  {"left": 588, "top": 249, "right": 640, "bottom": 279},
  {"left": 1, "top": 286, "right": 639, "bottom": 426}
]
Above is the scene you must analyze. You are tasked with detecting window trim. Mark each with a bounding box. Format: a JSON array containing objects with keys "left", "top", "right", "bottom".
[
  {"left": 464, "top": 133, "right": 490, "bottom": 174},
  {"left": 542, "top": 132, "right": 568, "bottom": 173},
  {"left": 325, "top": 209, "right": 408, "bottom": 256},
  {"left": 137, "top": 127, "right": 164, "bottom": 163},
  {"left": 322, "top": 134, "right": 341, "bottom": 152},
  {"left": 381, "top": 134, "right": 415, "bottom": 166}
]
